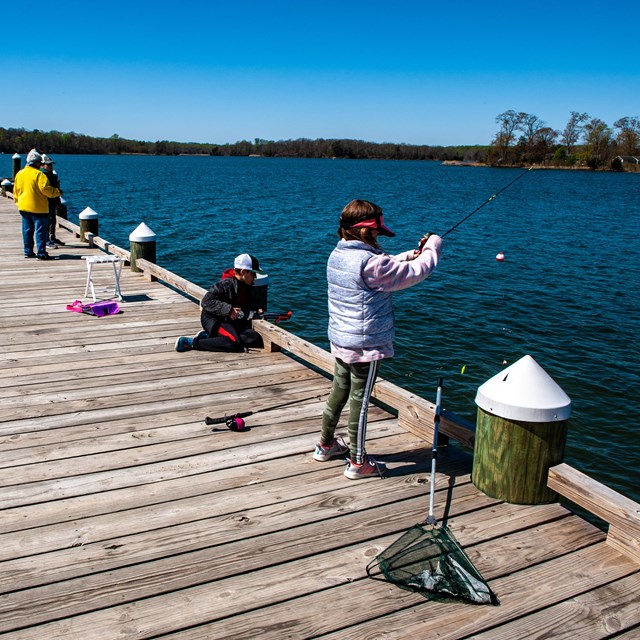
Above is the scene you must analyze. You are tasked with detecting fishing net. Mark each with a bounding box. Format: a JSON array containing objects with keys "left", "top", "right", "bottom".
[{"left": 367, "top": 523, "right": 499, "bottom": 605}]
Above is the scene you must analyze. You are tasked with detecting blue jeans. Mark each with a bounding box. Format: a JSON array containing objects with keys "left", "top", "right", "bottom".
[{"left": 20, "top": 212, "right": 49, "bottom": 257}]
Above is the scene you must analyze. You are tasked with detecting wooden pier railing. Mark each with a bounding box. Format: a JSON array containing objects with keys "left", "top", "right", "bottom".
[{"left": 56, "top": 214, "right": 640, "bottom": 566}]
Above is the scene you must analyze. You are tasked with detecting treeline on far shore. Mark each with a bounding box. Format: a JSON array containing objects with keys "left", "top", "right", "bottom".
[
  {"left": 1, "top": 121, "right": 639, "bottom": 172},
  {"left": 0, "top": 127, "right": 484, "bottom": 162}
]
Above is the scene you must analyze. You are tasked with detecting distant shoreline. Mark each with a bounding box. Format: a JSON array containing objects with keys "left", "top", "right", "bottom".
[{"left": 441, "top": 160, "right": 629, "bottom": 172}]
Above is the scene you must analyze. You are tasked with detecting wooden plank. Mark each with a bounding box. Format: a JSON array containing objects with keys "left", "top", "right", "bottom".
[
  {"left": 0, "top": 367, "right": 321, "bottom": 435},
  {"left": 0, "top": 431, "right": 428, "bottom": 564},
  {"left": 0, "top": 410, "right": 395, "bottom": 536},
  {"left": 0, "top": 421, "right": 401, "bottom": 515},
  {"left": 0, "top": 463, "right": 481, "bottom": 630},
  {"left": 0, "top": 374, "right": 335, "bottom": 453},
  {"left": 0, "top": 358, "right": 310, "bottom": 416},
  {"left": 608, "top": 525, "right": 640, "bottom": 566},
  {"left": 0, "top": 379, "right": 330, "bottom": 463},
  {"left": 548, "top": 463, "right": 640, "bottom": 563},
  {"left": 190, "top": 544, "right": 635, "bottom": 640},
  {"left": 135, "top": 258, "right": 206, "bottom": 300},
  {"left": 0, "top": 516, "right": 619, "bottom": 639},
  {"left": 0, "top": 358, "right": 259, "bottom": 398},
  {"left": 0, "top": 342, "right": 212, "bottom": 375},
  {"left": 466, "top": 571, "right": 640, "bottom": 639}
]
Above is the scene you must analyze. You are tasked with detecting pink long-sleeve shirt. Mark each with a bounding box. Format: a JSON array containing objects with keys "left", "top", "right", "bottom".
[{"left": 331, "top": 235, "right": 443, "bottom": 363}]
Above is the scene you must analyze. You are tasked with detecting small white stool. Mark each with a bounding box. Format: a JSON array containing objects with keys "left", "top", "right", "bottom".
[{"left": 83, "top": 255, "right": 123, "bottom": 302}]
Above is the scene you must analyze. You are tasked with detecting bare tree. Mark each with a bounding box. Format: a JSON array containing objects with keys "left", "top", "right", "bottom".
[
  {"left": 493, "top": 110, "right": 523, "bottom": 162},
  {"left": 561, "top": 111, "right": 589, "bottom": 155},
  {"left": 536, "top": 127, "right": 559, "bottom": 146},
  {"left": 517, "top": 113, "right": 545, "bottom": 147},
  {"left": 613, "top": 117, "right": 640, "bottom": 156},
  {"left": 533, "top": 127, "right": 560, "bottom": 162},
  {"left": 583, "top": 118, "right": 612, "bottom": 166}
]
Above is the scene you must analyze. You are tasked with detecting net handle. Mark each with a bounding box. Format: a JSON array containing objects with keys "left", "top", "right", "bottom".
[{"left": 426, "top": 377, "right": 444, "bottom": 525}]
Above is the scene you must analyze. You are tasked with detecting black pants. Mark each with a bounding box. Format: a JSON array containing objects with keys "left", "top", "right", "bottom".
[{"left": 195, "top": 320, "right": 263, "bottom": 353}]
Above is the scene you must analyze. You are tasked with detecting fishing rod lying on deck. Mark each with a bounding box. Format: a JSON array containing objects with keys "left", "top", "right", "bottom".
[{"left": 204, "top": 392, "right": 324, "bottom": 431}]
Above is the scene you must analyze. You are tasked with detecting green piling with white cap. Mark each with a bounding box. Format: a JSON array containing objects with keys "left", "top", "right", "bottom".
[
  {"left": 79, "top": 207, "right": 99, "bottom": 244},
  {"left": 12, "top": 153, "right": 21, "bottom": 179},
  {"left": 129, "top": 223, "right": 156, "bottom": 274},
  {"left": 472, "top": 355, "right": 571, "bottom": 505}
]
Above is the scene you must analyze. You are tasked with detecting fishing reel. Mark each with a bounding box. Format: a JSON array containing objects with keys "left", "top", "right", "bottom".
[
  {"left": 205, "top": 412, "right": 250, "bottom": 431},
  {"left": 225, "top": 416, "right": 246, "bottom": 432},
  {"left": 414, "top": 232, "right": 432, "bottom": 258}
]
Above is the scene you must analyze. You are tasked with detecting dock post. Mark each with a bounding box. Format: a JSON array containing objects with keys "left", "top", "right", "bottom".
[
  {"left": 79, "top": 207, "right": 99, "bottom": 244},
  {"left": 12, "top": 153, "right": 21, "bottom": 179},
  {"left": 129, "top": 223, "right": 157, "bottom": 277},
  {"left": 471, "top": 355, "right": 571, "bottom": 504},
  {"left": 56, "top": 197, "right": 68, "bottom": 221}
]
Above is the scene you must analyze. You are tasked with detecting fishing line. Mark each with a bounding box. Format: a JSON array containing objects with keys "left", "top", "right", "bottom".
[{"left": 440, "top": 166, "right": 533, "bottom": 238}]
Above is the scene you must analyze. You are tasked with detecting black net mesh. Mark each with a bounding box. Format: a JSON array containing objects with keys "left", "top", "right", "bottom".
[{"left": 368, "top": 524, "right": 499, "bottom": 605}]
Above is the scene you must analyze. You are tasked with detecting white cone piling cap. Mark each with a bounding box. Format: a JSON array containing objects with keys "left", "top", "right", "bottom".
[
  {"left": 12, "top": 153, "right": 21, "bottom": 159},
  {"left": 475, "top": 355, "right": 571, "bottom": 422},
  {"left": 129, "top": 222, "right": 156, "bottom": 243},
  {"left": 79, "top": 206, "right": 99, "bottom": 219}
]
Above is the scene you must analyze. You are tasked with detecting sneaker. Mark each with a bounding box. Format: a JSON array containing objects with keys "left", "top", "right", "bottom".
[
  {"left": 36, "top": 253, "right": 55, "bottom": 260},
  {"left": 46, "top": 241, "right": 58, "bottom": 249},
  {"left": 313, "top": 436, "right": 349, "bottom": 462},
  {"left": 24, "top": 253, "right": 36, "bottom": 259},
  {"left": 53, "top": 238, "right": 66, "bottom": 246},
  {"left": 193, "top": 330, "right": 208, "bottom": 340},
  {"left": 344, "top": 455, "right": 387, "bottom": 480},
  {"left": 175, "top": 336, "right": 194, "bottom": 352}
]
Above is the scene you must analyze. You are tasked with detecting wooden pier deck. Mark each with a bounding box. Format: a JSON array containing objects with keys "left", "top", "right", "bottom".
[{"left": 0, "top": 195, "right": 639, "bottom": 639}]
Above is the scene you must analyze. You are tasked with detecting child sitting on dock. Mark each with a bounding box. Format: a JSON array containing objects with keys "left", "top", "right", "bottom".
[
  {"left": 175, "top": 254, "right": 265, "bottom": 353},
  {"left": 314, "top": 199, "right": 443, "bottom": 479}
]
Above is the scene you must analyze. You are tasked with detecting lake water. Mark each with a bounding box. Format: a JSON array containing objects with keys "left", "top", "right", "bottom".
[{"left": 27, "top": 154, "right": 640, "bottom": 503}]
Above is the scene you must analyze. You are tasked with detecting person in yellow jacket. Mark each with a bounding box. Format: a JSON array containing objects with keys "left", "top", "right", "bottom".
[{"left": 14, "top": 149, "right": 62, "bottom": 260}]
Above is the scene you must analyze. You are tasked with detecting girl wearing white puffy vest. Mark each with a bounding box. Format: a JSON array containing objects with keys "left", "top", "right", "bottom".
[{"left": 313, "top": 199, "right": 443, "bottom": 479}]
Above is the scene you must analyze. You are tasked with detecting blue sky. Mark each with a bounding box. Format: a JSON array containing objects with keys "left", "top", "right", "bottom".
[{"left": 3, "top": 0, "right": 638, "bottom": 146}]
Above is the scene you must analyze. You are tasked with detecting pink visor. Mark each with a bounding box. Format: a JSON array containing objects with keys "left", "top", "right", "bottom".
[{"left": 349, "top": 214, "right": 395, "bottom": 237}]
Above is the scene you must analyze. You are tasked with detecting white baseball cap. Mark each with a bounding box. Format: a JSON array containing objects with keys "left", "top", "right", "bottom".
[{"left": 234, "top": 253, "right": 266, "bottom": 274}]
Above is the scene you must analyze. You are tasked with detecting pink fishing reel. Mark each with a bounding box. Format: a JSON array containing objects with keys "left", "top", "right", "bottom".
[{"left": 225, "top": 416, "right": 247, "bottom": 432}]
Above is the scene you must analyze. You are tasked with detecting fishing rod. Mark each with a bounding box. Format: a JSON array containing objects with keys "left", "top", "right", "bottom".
[
  {"left": 237, "top": 310, "right": 292, "bottom": 323},
  {"left": 440, "top": 166, "right": 533, "bottom": 239},
  {"left": 204, "top": 391, "right": 324, "bottom": 431},
  {"left": 257, "top": 310, "right": 292, "bottom": 323}
]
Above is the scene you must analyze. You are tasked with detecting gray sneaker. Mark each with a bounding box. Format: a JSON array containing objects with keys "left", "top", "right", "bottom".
[
  {"left": 344, "top": 455, "right": 387, "bottom": 479},
  {"left": 313, "top": 436, "right": 349, "bottom": 462}
]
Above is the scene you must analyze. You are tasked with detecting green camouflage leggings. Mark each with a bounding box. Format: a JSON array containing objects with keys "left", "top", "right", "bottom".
[{"left": 321, "top": 357, "right": 379, "bottom": 465}]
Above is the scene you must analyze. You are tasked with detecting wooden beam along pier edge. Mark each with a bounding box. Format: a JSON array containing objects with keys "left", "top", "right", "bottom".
[{"left": 57, "top": 214, "right": 639, "bottom": 565}]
